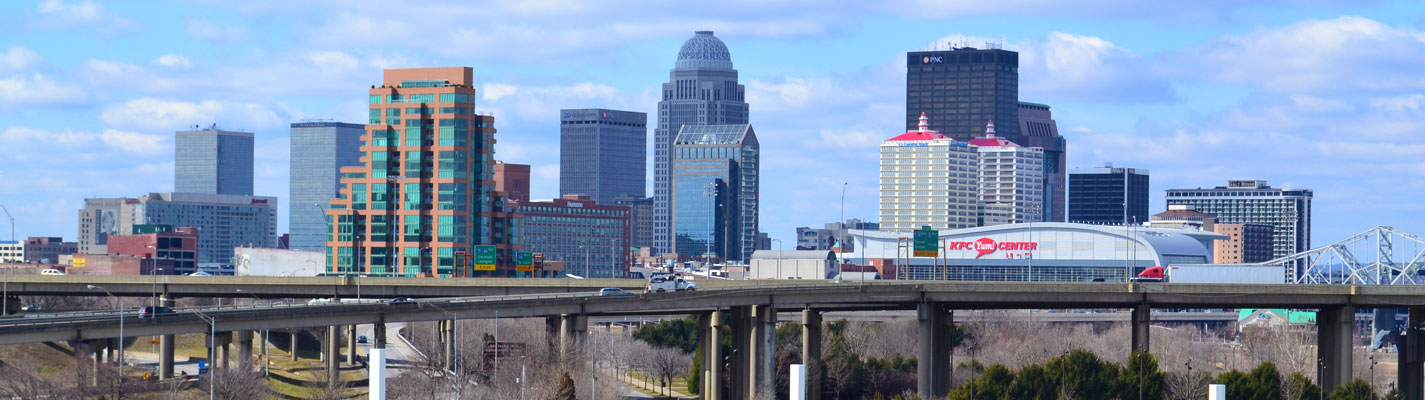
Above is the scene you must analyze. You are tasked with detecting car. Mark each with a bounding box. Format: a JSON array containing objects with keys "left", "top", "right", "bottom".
[
  {"left": 39, "top": 269, "right": 65, "bottom": 276},
  {"left": 19, "top": 305, "right": 42, "bottom": 312},
  {"left": 599, "top": 288, "right": 632, "bottom": 296},
  {"left": 139, "top": 306, "right": 176, "bottom": 319},
  {"left": 357, "top": 335, "right": 368, "bottom": 344},
  {"left": 188, "top": 271, "right": 213, "bottom": 277},
  {"left": 385, "top": 297, "right": 416, "bottom": 306},
  {"left": 645, "top": 277, "right": 677, "bottom": 293}
]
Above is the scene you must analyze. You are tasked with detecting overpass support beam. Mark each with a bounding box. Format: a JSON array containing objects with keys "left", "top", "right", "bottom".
[
  {"left": 374, "top": 322, "right": 387, "bottom": 349},
  {"left": 347, "top": 325, "right": 358, "bottom": 365},
  {"left": 444, "top": 320, "right": 456, "bottom": 371},
  {"left": 749, "top": 305, "right": 776, "bottom": 399},
  {"left": 326, "top": 325, "right": 340, "bottom": 384},
  {"left": 700, "top": 311, "right": 724, "bottom": 400},
  {"left": 917, "top": 302, "right": 952, "bottom": 399},
  {"left": 802, "top": 308, "right": 823, "bottom": 400},
  {"left": 236, "top": 330, "right": 253, "bottom": 368},
  {"left": 159, "top": 297, "right": 176, "bottom": 379},
  {"left": 1131, "top": 304, "right": 1151, "bottom": 354},
  {"left": 289, "top": 330, "right": 300, "bottom": 361},
  {"left": 559, "top": 314, "right": 587, "bottom": 361},
  {"left": 1400, "top": 306, "right": 1425, "bottom": 399},
  {"left": 545, "top": 316, "right": 560, "bottom": 357},
  {"left": 729, "top": 306, "right": 752, "bottom": 400},
  {"left": 1317, "top": 306, "right": 1354, "bottom": 392}
]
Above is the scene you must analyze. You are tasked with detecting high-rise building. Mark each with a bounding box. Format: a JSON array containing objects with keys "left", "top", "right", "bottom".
[
  {"left": 175, "top": 125, "right": 254, "bottom": 196},
  {"left": 1018, "top": 102, "right": 1066, "bottom": 222},
  {"left": 518, "top": 195, "right": 631, "bottom": 278},
  {"left": 879, "top": 113, "right": 980, "bottom": 232},
  {"left": 23, "top": 237, "right": 76, "bottom": 264},
  {"left": 906, "top": 46, "right": 1020, "bottom": 143},
  {"left": 614, "top": 195, "right": 654, "bottom": 250},
  {"left": 127, "top": 192, "right": 277, "bottom": 269},
  {"left": 493, "top": 162, "right": 530, "bottom": 203},
  {"left": 671, "top": 124, "right": 758, "bottom": 262},
  {"left": 77, "top": 197, "right": 129, "bottom": 255},
  {"left": 1166, "top": 180, "right": 1311, "bottom": 263},
  {"left": 560, "top": 108, "right": 647, "bottom": 205},
  {"left": 1212, "top": 223, "right": 1274, "bottom": 264},
  {"left": 1067, "top": 163, "right": 1150, "bottom": 225},
  {"left": 654, "top": 31, "right": 749, "bottom": 255},
  {"left": 326, "top": 67, "right": 522, "bottom": 277},
  {"left": 289, "top": 121, "right": 365, "bottom": 253},
  {"left": 969, "top": 120, "right": 1044, "bottom": 226}
]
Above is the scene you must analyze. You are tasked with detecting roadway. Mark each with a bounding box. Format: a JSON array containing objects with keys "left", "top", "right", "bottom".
[
  {"left": 0, "top": 274, "right": 651, "bottom": 299},
  {"left": 0, "top": 281, "right": 1420, "bottom": 345}
]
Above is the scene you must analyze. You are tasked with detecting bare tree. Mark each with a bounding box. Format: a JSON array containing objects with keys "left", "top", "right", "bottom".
[
  {"left": 1165, "top": 370, "right": 1211, "bottom": 400},
  {"left": 209, "top": 365, "right": 269, "bottom": 400},
  {"left": 0, "top": 359, "right": 73, "bottom": 399},
  {"left": 300, "top": 367, "right": 347, "bottom": 400},
  {"left": 646, "top": 346, "right": 689, "bottom": 396}
]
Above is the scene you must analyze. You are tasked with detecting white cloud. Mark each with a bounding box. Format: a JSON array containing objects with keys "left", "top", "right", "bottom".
[
  {"left": 924, "top": 32, "right": 1175, "bottom": 103},
  {"left": 481, "top": 84, "right": 518, "bottom": 102},
  {"left": 304, "top": 51, "right": 360, "bottom": 71},
  {"left": 804, "top": 127, "right": 886, "bottom": 149},
  {"left": 99, "top": 129, "right": 167, "bottom": 155},
  {"left": 186, "top": 19, "right": 248, "bottom": 42},
  {"left": 0, "top": 73, "right": 85, "bottom": 105},
  {"left": 0, "top": 46, "right": 43, "bottom": 73},
  {"left": 34, "top": 0, "right": 137, "bottom": 33},
  {"left": 154, "top": 54, "right": 192, "bottom": 67},
  {"left": 1172, "top": 16, "right": 1425, "bottom": 93},
  {"left": 99, "top": 98, "right": 287, "bottom": 132}
]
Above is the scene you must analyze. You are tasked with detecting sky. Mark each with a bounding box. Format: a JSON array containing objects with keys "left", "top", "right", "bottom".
[{"left": 1, "top": 0, "right": 1424, "bottom": 250}]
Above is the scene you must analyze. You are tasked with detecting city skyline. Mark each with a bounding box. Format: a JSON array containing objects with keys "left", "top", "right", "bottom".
[{"left": 2, "top": 1, "right": 1424, "bottom": 249}]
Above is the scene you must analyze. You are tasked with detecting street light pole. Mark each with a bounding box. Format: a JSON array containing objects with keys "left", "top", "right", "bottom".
[
  {"left": 771, "top": 239, "right": 782, "bottom": 279},
  {"left": 840, "top": 182, "right": 848, "bottom": 278},
  {"left": 1, "top": 205, "right": 13, "bottom": 317},
  {"left": 88, "top": 285, "right": 123, "bottom": 388}
]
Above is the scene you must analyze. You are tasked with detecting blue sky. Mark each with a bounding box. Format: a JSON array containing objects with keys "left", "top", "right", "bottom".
[{"left": 1, "top": 0, "right": 1424, "bottom": 250}]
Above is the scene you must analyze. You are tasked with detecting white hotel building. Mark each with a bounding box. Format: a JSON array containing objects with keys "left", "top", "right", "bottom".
[
  {"left": 969, "top": 120, "right": 1044, "bottom": 226},
  {"left": 879, "top": 113, "right": 980, "bottom": 232}
]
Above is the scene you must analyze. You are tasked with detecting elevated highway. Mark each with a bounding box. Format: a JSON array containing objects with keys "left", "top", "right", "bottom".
[{"left": 0, "top": 275, "right": 654, "bottom": 299}]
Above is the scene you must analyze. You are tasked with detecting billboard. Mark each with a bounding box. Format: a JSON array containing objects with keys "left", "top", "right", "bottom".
[{"left": 912, "top": 226, "right": 939, "bottom": 257}]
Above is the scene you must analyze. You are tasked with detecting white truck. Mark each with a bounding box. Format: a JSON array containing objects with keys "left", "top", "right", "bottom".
[
  {"left": 645, "top": 276, "right": 697, "bottom": 293},
  {"left": 1136, "top": 265, "right": 1286, "bottom": 283}
]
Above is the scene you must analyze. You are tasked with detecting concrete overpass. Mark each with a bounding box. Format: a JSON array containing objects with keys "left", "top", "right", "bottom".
[
  {"left": 4, "top": 281, "right": 1425, "bottom": 399},
  {"left": 0, "top": 275, "right": 652, "bottom": 299}
]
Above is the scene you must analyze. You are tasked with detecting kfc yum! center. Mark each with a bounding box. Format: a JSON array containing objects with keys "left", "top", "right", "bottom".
[{"left": 843, "top": 222, "right": 1225, "bottom": 282}]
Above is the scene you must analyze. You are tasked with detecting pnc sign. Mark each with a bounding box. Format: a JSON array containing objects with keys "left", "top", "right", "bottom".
[
  {"left": 922, "top": 56, "right": 944, "bottom": 64},
  {"left": 946, "top": 238, "right": 1038, "bottom": 258}
]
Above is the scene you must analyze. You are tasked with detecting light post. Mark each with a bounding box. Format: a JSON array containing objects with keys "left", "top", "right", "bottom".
[
  {"left": 771, "top": 239, "right": 783, "bottom": 279},
  {"left": 701, "top": 182, "right": 717, "bottom": 277},
  {"left": 839, "top": 182, "right": 848, "bottom": 280},
  {"left": 88, "top": 284, "right": 123, "bottom": 388},
  {"left": 304, "top": 259, "right": 316, "bottom": 276},
  {"left": 426, "top": 303, "right": 461, "bottom": 385},
  {"left": 1, "top": 204, "right": 13, "bottom": 316},
  {"left": 191, "top": 309, "right": 216, "bottom": 400}
]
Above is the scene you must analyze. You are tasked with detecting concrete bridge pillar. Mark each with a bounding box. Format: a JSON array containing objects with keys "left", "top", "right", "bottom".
[
  {"left": 1131, "top": 304, "right": 1151, "bottom": 354},
  {"left": 699, "top": 311, "right": 724, "bottom": 400},
  {"left": 1317, "top": 306, "right": 1355, "bottom": 392},
  {"left": 917, "top": 302, "right": 952, "bottom": 399},
  {"left": 802, "top": 308, "right": 823, "bottom": 400},
  {"left": 374, "top": 322, "right": 387, "bottom": 349},
  {"left": 236, "top": 330, "right": 253, "bottom": 368},
  {"left": 289, "top": 330, "right": 300, "bottom": 361},
  {"left": 1400, "top": 306, "right": 1425, "bottom": 399},
  {"left": 545, "top": 316, "right": 560, "bottom": 357},
  {"left": 444, "top": 319, "right": 457, "bottom": 371},
  {"left": 347, "top": 325, "right": 358, "bottom": 365},
  {"left": 748, "top": 304, "right": 776, "bottom": 399},
  {"left": 77, "top": 340, "right": 101, "bottom": 386},
  {"left": 728, "top": 306, "right": 752, "bottom": 399},
  {"left": 559, "top": 314, "right": 587, "bottom": 361},
  {"left": 326, "top": 325, "right": 340, "bottom": 384},
  {"left": 159, "top": 296, "right": 176, "bottom": 379}
]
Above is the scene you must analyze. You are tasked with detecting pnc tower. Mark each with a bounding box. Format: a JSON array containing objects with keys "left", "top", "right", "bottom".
[
  {"left": 906, "top": 46, "right": 1021, "bottom": 143},
  {"left": 326, "top": 67, "right": 521, "bottom": 277},
  {"left": 654, "top": 31, "right": 749, "bottom": 255}
]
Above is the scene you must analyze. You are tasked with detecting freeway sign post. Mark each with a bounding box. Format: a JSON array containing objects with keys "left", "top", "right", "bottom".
[
  {"left": 913, "top": 226, "right": 939, "bottom": 257},
  {"left": 474, "top": 245, "right": 497, "bottom": 271}
]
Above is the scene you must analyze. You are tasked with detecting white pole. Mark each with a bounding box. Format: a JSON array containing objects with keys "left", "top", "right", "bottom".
[
  {"left": 369, "top": 348, "right": 387, "bottom": 400},
  {"left": 1208, "top": 384, "right": 1226, "bottom": 400},
  {"left": 789, "top": 364, "right": 807, "bottom": 400}
]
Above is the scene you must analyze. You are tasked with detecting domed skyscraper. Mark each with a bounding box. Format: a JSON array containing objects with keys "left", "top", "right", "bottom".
[{"left": 653, "top": 31, "right": 751, "bottom": 258}]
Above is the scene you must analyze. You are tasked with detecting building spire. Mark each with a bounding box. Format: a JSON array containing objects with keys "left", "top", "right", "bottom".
[
  {"left": 985, "top": 119, "right": 996, "bottom": 138},
  {"left": 918, "top": 112, "right": 929, "bottom": 132}
]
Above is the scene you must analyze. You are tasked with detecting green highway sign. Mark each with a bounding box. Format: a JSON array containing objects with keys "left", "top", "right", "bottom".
[
  {"left": 474, "top": 245, "right": 497, "bottom": 271},
  {"left": 913, "top": 226, "right": 939, "bottom": 257}
]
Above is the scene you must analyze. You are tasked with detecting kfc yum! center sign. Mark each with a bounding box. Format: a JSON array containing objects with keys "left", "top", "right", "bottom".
[{"left": 946, "top": 237, "right": 1038, "bottom": 259}]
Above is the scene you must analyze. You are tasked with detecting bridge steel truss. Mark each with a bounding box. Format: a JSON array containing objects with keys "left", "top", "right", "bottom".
[{"left": 1249, "top": 226, "right": 1425, "bottom": 285}]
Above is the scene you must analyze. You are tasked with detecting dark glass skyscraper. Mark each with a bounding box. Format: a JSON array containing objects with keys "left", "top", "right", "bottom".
[
  {"left": 906, "top": 47, "right": 1020, "bottom": 143},
  {"left": 1018, "top": 102, "right": 1067, "bottom": 222},
  {"left": 654, "top": 31, "right": 748, "bottom": 255},
  {"left": 1067, "top": 164, "right": 1150, "bottom": 225},
  {"left": 671, "top": 124, "right": 758, "bottom": 262},
  {"left": 560, "top": 108, "right": 647, "bottom": 205},
  {"left": 289, "top": 121, "right": 365, "bottom": 252},
  {"left": 175, "top": 125, "right": 254, "bottom": 196}
]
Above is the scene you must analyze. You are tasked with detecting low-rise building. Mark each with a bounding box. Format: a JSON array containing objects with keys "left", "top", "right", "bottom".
[
  {"left": 233, "top": 247, "right": 324, "bottom": 276},
  {"left": 796, "top": 218, "right": 878, "bottom": 251},
  {"left": 518, "top": 195, "right": 632, "bottom": 278},
  {"left": 748, "top": 250, "right": 839, "bottom": 280},
  {"left": 103, "top": 225, "right": 199, "bottom": 275},
  {"left": 0, "top": 241, "right": 23, "bottom": 263},
  {"left": 23, "top": 237, "right": 76, "bottom": 264}
]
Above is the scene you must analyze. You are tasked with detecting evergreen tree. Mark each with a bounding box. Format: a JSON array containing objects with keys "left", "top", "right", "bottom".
[
  {"left": 1116, "top": 351, "right": 1165, "bottom": 400},
  {"left": 555, "top": 372, "right": 577, "bottom": 400},
  {"left": 1325, "top": 378, "right": 1377, "bottom": 400},
  {"left": 1284, "top": 372, "right": 1322, "bottom": 400}
]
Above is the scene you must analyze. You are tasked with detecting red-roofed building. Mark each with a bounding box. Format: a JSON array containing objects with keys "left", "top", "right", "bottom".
[
  {"left": 879, "top": 113, "right": 980, "bottom": 231},
  {"left": 972, "top": 120, "right": 1044, "bottom": 226}
]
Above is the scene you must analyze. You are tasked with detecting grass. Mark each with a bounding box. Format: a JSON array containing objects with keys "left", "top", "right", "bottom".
[
  {"left": 624, "top": 370, "right": 697, "bottom": 399},
  {"left": 0, "top": 341, "right": 76, "bottom": 377}
]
